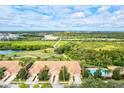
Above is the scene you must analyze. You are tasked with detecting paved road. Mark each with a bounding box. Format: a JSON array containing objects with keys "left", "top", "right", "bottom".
[
  {"left": 63, "top": 54, "right": 72, "bottom": 60},
  {"left": 53, "top": 38, "right": 61, "bottom": 48}
]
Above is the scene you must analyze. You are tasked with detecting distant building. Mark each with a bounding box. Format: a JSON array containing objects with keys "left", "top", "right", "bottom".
[
  {"left": 44, "top": 34, "right": 58, "bottom": 40},
  {"left": 0, "top": 33, "right": 20, "bottom": 40}
]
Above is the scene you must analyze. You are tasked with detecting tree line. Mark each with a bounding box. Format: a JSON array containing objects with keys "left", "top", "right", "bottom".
[
  {"left": 0, "top": 42, "right": 53, "bottom": 50},
  {"left": 55, "top": 42, "right": 124, "bottom": 67}
]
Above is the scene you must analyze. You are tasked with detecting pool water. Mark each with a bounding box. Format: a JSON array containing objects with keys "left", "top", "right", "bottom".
[
  {"left": 88, "top": 69, "right": 109, "bottom": 76},
  {"left": 0, "top": 50, "right": 23, "bottom": 54}
]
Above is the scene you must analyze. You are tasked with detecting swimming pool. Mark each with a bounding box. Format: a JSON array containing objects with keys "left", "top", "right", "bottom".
[{"left": 88, "top": 69, "right": 110, "bottom": 76}]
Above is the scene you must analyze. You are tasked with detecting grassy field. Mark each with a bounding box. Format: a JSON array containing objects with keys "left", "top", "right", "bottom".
[
  {"left": 79, "top": 42, "right": 124, "bottom": 50},
  {"left": 58, "top": 41, "right": 124, "bottom": 51},
  {"left": 0, "top": 48, "right": 67, "bottom": 61},
  {"left": 0, "top": 41, "right": 124, "bottom": 51},
  {"left": 0, "top": 41, "right": 68, "bottom": 61},
  {"left": 0, "top": 41, "right": 56, "bottom": 46},
  {"left": 1, "top": 40, "right": 124, "bottom": 61}
]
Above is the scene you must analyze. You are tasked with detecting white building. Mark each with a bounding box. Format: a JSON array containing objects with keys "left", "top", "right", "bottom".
[
  {"left": 44, "top": 34, "right": 58, "bottom": 40},
  {"left": 0, "top": 33, "right": 20, "bottom": 40}
]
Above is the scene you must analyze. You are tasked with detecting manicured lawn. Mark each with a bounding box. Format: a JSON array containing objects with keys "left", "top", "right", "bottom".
[
  {"left": 0, "top": 41, "right": 56, "bottom": 46},
  {"left": 0, "top": 48, "right": 67, "bottom": 61}
]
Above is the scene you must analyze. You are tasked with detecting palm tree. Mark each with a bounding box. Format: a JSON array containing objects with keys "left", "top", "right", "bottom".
[
  {"left": 59, "top": 66, "right": 70, "bottom": 81},
  {"left": 0, "top": 68, "right": 5, "bottom": 80}
]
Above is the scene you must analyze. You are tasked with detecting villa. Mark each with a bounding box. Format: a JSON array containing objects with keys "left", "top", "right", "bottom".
[
  {"left": 29, "top": 61, "right": 81, "bottom": 76},
  {"left": 0, "top": 61, "right": 81, "bottom": 86},
  {"left": 29, "top": 61, "right": 81, "bottom": 84}
]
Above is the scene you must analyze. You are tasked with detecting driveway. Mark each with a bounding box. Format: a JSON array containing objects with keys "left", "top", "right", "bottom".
[
  {"left": 0, "top": 74, "right": 10, "bottom": 85},
  {"left": 4, "top": 75, "right": 16, "bottom": 85},
  {"left": 74, "top": 74, "right": 81, "bottom": 85}
]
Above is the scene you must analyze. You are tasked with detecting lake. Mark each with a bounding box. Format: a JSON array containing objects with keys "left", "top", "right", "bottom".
[{"left": 0, "top": 50, "right": 23, "bottom": 54}]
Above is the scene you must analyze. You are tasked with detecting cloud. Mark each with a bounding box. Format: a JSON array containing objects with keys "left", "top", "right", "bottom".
[
  {"left": 0, "top": 5, "right": 124, "bottom": 31},
  {"left": 70, "top": 12, "right": 86, "bottom": 18},
  {"left": 97, "top": 6, "right": 110, "bottom": 13}
]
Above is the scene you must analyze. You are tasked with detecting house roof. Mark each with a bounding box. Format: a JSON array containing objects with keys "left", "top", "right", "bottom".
[
  {"left": 29, "top": 61, "right": 81, "bottom": 76},
  {"left": 0, "top": 61, "right": 81, "bottom": 76},
  {"left": 0, "top": 61, "right": 22, "bottom": 75}
]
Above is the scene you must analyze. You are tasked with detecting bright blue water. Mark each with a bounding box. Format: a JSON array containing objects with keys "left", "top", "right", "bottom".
[
  {"left": 0, "top": 50, "right": 23, "bottom": 54},
  {"left": 88, "top": 69, "right": 109, "bottom": 76}
]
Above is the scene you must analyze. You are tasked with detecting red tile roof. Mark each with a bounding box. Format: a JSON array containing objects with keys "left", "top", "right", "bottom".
[
  {"left": 0, "top": 61, "right": 81, "bottom": 76},
  {"left": 0, "top": 61, "right": 22, "bottom": 75},
  {"left": 29, "top": 61, "right": 81, "bottom": 76}
]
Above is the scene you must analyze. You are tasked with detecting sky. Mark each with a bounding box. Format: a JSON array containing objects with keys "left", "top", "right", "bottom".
[{"left": 0, "top": 5, "right": 124, "bottom": 31}]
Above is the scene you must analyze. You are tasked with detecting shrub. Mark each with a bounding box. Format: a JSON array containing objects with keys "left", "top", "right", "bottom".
[
  {"left": 54, "top": 47, "right": 65, "bottom": 54},
  {"left": 33, "top": 84, "right": 40, "bottom": 88},
  {"left": 82, "top": 69, "right": 91, "bottom": 78},
  {"left": 78, "top": 78, "right": 124, "bottom": 88},
  {"left": 41, "top": 83, "right": 52, "bottom": 88},
  {"left": 19, "top": 83, "right": 29, "bottom": 88},
  {"left": 81, "top": 78, "right": 116, "bottom": 88},
  {"left": 112, "top": 68, "right": 121, "bottom": 80}
]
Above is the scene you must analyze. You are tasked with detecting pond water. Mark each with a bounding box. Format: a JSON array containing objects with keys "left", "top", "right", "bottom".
[
  {"left": 0, "top": 50, "right": 23, "bottom": 54},
  {"left": 88, "top": 69, "right": 110, "bottom": 76}
]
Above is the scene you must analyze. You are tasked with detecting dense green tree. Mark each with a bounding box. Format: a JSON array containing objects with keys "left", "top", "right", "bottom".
[
  {"left": 56, "top": 41, "right": 124, "bottom": 67},
  {"left": 37, "top": 65, "right": 50, "bottom": 81},
  {"left": 54, "top": 32, "right": 124, "bottom": 39},
  {"left": 54, "top": 47, "right": 65, "bottom": 54},
  {"left": 0, "top": 41, "right": 53, "bottom": 50}
]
